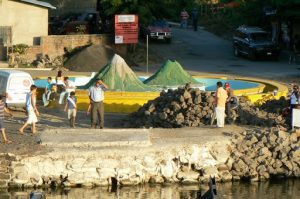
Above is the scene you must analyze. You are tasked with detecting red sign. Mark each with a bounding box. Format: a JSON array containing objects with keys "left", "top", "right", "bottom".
[{"left": 115, "top": 15, "right": 138, "bottom": 44}]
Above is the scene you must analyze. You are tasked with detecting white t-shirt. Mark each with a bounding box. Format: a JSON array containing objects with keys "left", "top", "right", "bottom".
[{"left": 66, "top": 80, "right": 76, "bottom": 92}]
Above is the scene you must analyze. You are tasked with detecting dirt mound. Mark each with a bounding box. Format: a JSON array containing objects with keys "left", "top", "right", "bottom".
[
  {"left": 64, "top": 45, "right": 115, "bottom": 72},
  {"left": 144, "top": 60, "right": 198, "bottom": 86},
  {"left": 79, "top": 54, "right": 156, "bottom": 92}
]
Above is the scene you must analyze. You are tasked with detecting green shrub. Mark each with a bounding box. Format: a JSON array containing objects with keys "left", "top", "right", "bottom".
[{"left": 10, "top": 44, "right": 29, "bottom": 54}]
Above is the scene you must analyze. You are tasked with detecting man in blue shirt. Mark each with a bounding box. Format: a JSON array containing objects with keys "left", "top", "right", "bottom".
[{"left": 89, "top": 79, "right": 109, "bottom": 129}]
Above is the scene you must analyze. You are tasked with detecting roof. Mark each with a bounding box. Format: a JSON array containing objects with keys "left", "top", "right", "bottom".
[{"left": 19, "top": 0, "right": 56, "bottom": 9}]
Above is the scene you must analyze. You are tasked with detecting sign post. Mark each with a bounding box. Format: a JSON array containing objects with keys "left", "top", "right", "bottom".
[
  {"left": 292, "top": 109, "right": 300, "bottom": 131},
  {"left": 115, "top": 15, "right": 138, "bottom": 44},
  {"left": 146, "top": 35, "right": 149, "bottom": 74}
]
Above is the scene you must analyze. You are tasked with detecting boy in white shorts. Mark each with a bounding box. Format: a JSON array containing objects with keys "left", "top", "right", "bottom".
[
  {"left": 19, "top": 85, "right": 39, "bottom": 134},
  {"left": 64, "top": 91, "right": 77, "bottom": 128}
]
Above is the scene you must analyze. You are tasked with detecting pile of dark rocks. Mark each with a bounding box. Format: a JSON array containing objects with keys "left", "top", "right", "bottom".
[
  {"left": 227, "top": 129, "right": 300, "bottom": 181},
  {"left": 127, "top": 83, "right": 288, "bottom": 128}
]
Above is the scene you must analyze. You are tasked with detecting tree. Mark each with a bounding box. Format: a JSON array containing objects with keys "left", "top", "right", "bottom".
[{"left": 99, "top": 0, "right": 196, "bottom": 25}]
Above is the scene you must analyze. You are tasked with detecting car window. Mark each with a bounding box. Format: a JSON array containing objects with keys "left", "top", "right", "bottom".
[{"left": 250, "top": 33, "right": 270, "bottom": 42}]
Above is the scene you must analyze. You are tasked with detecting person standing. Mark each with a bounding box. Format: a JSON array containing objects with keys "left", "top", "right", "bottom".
[
  {"left": 180, "top": 9, "right": 189, "bottom": 29},
  {"left": 290, "top": 85, "right": 300, "bottom": 127},
  {"left": 214, "top": 82, "right": 228, "bottom": 128},
  {"left": 224, "top": 83, "right": 238, "bottom": 124},
  {"left": 191, "top": 8, "right": 199, "bottom": 31},
  {"left": 43, "top": 77, "right": 53, "bottom": 106},
  {"left": 55, "top": 70, "right": 64, "bottom": 93},
  {"left": 0, "top": 95, "right": 13, "bottom": 144},
  {"left": 19, "top": 85, "right": 39, "bottom": 134},
  {"left": 289, "top": 35, "right": 300, "bottom": 64},
  {"left": 59, "top": 77, "right": 76, "bottom": 104},
  {"left": 291, "top": 85, "right": 300, "bottom": 109},
  {"left": 64, "top": 91, "right": 77, "bottom": 128},
  {"left": 89, "top": 79, "right": 108, "bottom": 129}
]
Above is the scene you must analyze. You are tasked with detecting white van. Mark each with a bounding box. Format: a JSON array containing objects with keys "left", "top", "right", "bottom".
[{"left": 0, "top": 70, "right": 34, "bottom": 107}]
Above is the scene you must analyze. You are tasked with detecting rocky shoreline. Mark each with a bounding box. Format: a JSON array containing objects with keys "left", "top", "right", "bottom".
[{"left": 0, "top": 128, "right": 299, "bottom": 189}]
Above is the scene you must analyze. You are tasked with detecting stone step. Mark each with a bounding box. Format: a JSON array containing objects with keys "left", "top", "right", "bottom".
[
  {"left": 40, "top": 128, "right": 151, "bottom": 148},
  {"left": 0, "top": 180, "right": 8, "bottom": 188},
  {"left": 0, "top": 193, "right": 10, "bottom": 199},
  {"left": 0, "top": 160, "right": 11, "bottom": 167},
  {"left": 0, "top": 167, "right": 7, "bottom": 172},
  {"left": 0, "top": 173, "right": 11, "bottom": 180}
]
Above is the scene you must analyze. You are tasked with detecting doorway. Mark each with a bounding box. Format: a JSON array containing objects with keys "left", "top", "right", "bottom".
[{"left": 0, "top": 26, "right": 12, "bottom": 61}]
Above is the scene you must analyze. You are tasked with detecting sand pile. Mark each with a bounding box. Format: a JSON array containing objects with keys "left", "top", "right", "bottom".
[
  {"left": 64, "top": 45, "right": 115, "bottom": 72},
  {"left": 79, "top": 54, "right": 156, "bottom": 92},
  {"left": 144, "top": 60, "right": 198, "bottom": 86}
]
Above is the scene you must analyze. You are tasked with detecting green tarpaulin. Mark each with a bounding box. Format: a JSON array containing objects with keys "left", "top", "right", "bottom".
[
  {"left": 144, "top": 60, "right": 198, "bottom": 86},
  {"left": 78, "top": 54, "right": 156, "bottom": 92}
]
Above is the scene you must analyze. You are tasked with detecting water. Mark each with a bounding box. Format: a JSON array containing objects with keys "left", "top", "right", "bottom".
[
  {"left": 34, "top": 77, "right": 260, "bottom": 91},
  {"left": 193, "top": 78, "right": 260, "bottom": 91},
  {"left": 1, "top": 179, "right": 299, "bottom": 199}
]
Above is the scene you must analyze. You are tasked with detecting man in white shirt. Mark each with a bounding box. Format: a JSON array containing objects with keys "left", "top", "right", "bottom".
[
  {"left": 59, "top": 77, "right": 76, "bottom": 104},
  {"left": 89, "top": 78, "right": 109, "bottom": 129}
]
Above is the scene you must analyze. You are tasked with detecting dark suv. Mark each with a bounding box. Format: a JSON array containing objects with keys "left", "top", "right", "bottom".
[{"left": 233, "top": 26, "right": 280, "bottom": 60}]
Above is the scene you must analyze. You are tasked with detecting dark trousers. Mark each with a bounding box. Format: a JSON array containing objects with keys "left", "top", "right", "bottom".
[
  {"left": 193, "top": 19, "right": 198, "bottom": 31},
  {"left": 226, "top": 102, "right": 232, "bottom": 119},
  {"left": 92, "top": 101, "right": 104, "bottom": 128}
]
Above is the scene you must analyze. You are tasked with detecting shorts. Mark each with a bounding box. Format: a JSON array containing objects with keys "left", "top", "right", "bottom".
[
  {"left": 68, "top": 109, "right": 77, "bottom": 119},
  {"left": 0, "top": 120, "right": 4, "bottom": 129},
  {"left": 27, "top": 108, "right": 38, "bottom": 124}
]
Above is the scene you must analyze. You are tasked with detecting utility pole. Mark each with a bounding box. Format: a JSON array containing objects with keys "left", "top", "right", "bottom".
[{"left": 146, "top": 35, "right": 149, "bottom": 74}]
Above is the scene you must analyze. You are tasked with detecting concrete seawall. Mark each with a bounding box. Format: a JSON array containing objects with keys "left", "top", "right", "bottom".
[{"left": 0, "top": 127, "right": 299, "bottom": 189}]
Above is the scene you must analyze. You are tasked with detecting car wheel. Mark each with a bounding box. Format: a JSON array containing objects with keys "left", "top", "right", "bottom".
[{"left": 234, "top": 47, "right": 239, "bottom": 57}]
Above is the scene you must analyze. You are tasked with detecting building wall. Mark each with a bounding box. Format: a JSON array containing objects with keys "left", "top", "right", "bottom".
[
  {"left": 22, "top": 34, "right": 109, "bottom": 62},
  {"left": 0, "top": 0, "right": 48, "bottom": 45},
  {"left": 43, "top": 0, "right": 97, "bottom": 16}
]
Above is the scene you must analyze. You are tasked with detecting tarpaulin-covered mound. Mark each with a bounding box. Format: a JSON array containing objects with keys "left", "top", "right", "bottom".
[
  {"left": 64, "top": 45, "right": 115, "bottom": 72},
  {"left": 79, "top": 54, "right": 156, "bottom": 92},
  {"left": 144, "top": 60, "right": 198, "bottom": 86}
]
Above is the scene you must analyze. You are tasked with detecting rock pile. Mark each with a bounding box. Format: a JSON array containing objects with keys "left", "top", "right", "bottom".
[
  {"left": 128, "top": 84, "right": 288, "bottom": 128},
  {"left": 228, "top": 129, "right": 300, "bottom": 181},
  {"left": 33, "top": 54, "right": 63, "bottom": 68},
  {"left": 237, "top": 97, "right": 287, "bottom": 128},
  {"left": 259, "top": 97, "right": 290, "bottom": 115},
  {"left": 129, "top": 84, "right": 215, "bottom": 128}
]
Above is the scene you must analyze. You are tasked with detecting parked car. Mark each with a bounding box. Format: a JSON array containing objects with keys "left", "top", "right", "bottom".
[
  {"left": 49, "top": 12, "right": 102, "bottom": 35},
  {"left": 233, "top": 26, "right": 280, "bottom": 60},
  {"left": 141, "top": 20, "right": 172, "bottom": 43},
  {"left": 0, "top": 70, "right": 34, "bottom": 107}
]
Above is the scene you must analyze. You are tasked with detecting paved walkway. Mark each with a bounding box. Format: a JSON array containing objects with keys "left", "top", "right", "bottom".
[{"left": 41, "top": 128, "right": 151, "bottom": 148}]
